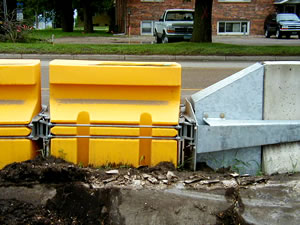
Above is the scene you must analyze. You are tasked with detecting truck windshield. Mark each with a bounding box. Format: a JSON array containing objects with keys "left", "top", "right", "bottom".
[
  {"left": 277, "top": 14, "right": 300, "bottom": 22},
  {"left": 165, "top": 12, "right": 194, "bottom": 21}
]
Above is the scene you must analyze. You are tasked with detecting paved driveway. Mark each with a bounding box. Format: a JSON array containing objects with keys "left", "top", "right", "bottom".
[
  {"left": 54, "top": 35, "right": 300, "bottom": 46},
  {"left": 213, "top": 35, "right": 300, "bottom": 46}
]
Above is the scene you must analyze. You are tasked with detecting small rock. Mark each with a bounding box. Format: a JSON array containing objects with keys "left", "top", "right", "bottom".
[
  {"left": 167, "top": 171, "right": 177, "bottom": 180},
  {"left": 162, "top": 180, "right": 169, "bottom": 184},
  {"left": 199, "top": 179, "right": 220, "bottom": 185},
  {"left": 184, "top": 178, "right": 203, "bottom": 184},
  {"left": 142, "top": 173, "right": 151, "bottom": 179},
  {"left": 105, "top": 169, "right": 119, "bottom": 175},
  {"left": 148, "top": 176, "right": 158, "bottom": 184},
  {"left": 255, "top": 177, "right": 267, "bottom": 183},
  {"left": 230, "top": 172, "right": 239, "bottom": 178},
  {"left": 101, "top": 206, "right": 108, "bottom": 214},
  {"left": 103, "top": 177, "right": 117, "bottom": 184},
  {"left": 240, "top": 174, "right": 250, "bottom": 177},
  {"left": 157, "top": 175, "right": 167, "bottom": 180},
  {"left": 221, "top": 179, "right": 238, "bottom": 188},
  {"left": 133, "top": 180, "right": 142, "bottom": 186}
]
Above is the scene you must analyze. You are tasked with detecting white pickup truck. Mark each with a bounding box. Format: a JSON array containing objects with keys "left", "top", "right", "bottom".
[{"left": 154, "top": 9, "right": 194, "bottom": 43}]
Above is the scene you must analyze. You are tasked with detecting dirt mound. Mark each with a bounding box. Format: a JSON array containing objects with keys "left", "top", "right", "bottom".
[
  {"left": 0, "top": 156, "right": 87, "bottom": 184},
  {"left": 0, "top": 157, "right": 125, "bottom": 225},
  {"left": 141, "top": 161, "right": 176, "bottom": 173},
  {"left": 0, "top": 156, "right": 273, "bottom": 225},
  {"left": 47, "top": 183, "right": 124, "bottom": 225},
  {"left": 216, "top": 187, "right": 251, "bottom": 225},
  {"left": 0, "top": 199, "right": 69, "bottom": 225}
]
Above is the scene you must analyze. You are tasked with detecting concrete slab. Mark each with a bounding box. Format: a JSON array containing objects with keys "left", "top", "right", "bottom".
[
  {"left": 263, "top": 62, "right": 300, "bottom": 174},
  {"left": 124, "top": 55, "right": 176, "bottom": 61},
  {"left": 175, "top": 55, "right": 226, "bottom": 61},
  {"left": 21, "top": 54, "right": 73, "bottom": 59},
  {"left": 225, "top": 55, "right": 276, "bottom": 61},
  {"left": 0, "top": 54, "right": 22, "bottom": 59},
  {"left": 275, "top": 56, "right": 300, "bottom": 61},
  {"left": 73, "top": 54, "right": 125, "bottom": 60}
]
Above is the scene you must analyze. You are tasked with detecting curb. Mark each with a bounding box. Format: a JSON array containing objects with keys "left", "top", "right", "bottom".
[{"left": 0, "top": 54, "right": 300, "bottom": 61}]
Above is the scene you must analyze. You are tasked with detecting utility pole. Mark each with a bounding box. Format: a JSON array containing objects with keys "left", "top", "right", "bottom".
[{"left": 3, "top": 0, "right": 8, "bottom": 22}]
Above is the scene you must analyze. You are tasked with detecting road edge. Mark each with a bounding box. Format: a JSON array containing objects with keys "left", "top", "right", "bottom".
[{"left": 0, "top": 54, "right": 300, "bottom": 61}]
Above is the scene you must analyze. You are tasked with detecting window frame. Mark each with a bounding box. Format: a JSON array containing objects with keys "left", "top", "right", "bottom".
[
  {"left": 141, "top": 0, "right": 164, "bottom": 2},
  {"left": 140, "top": 20, "right": 154, "bottom": 35},
  {"left": 217, "top": 21, "right": 250, "bottom": 35},
  {"left": 218, "top": 0, "right": 251, "bottom": 2}
]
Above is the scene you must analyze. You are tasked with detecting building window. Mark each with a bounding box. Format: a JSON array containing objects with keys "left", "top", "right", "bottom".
[
  {"left": 218, "top": 21, "right": 250, "bottom": 35},
  {"left": 218, "top": 0, "right": 251, "bottom": 2},
  {"left": 141, "top": 0, "right": 164, "bottom": 2},
  {"left": 141, "top": 21, "right": 154, "bottom": 35},
  {"left": 283, "top": 5, "right": 296, "bottom": 13}
]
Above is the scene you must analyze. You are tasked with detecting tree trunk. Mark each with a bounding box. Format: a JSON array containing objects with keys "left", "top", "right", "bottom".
[
  {"left": 35, "top": 11, "right": 39, "bottom": 29},
  {"left": 191, "top": 0, "right": 213, "bottom": 43},
  {"left": 60, "top": 0, "right": 74, "bottom": 32},
  {"left": 83, "top": 0, "right": 94, "bottom": 33}
]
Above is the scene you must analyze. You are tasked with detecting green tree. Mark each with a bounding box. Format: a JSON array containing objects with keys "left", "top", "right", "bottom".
[
  {"left": 56, "top": 0, "right": 74, "bottom": 32},
  {"left": 23, "top": 0, "right": 74, "bottom": 32},
  {"left": 23, "top": 0, "right": 47, "bottom": 28},
  {"left": 77, "top": 0, "right": 114, "bottom": 33},
  {"left": 191, "top": 0, "right": 213, "bottom": 43},
  {"left": 81, "top": 0, "right": 93, "bottom": 33}
]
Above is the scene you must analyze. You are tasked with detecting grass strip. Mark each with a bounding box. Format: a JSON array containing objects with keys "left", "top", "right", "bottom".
[{"left": 0, "top": 42, "right": 299, "bottom": 56}]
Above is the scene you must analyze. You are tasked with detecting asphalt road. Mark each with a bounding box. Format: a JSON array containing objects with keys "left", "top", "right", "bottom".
[{"left": 41, "top": 60, "right": 253, "bottom": 105}]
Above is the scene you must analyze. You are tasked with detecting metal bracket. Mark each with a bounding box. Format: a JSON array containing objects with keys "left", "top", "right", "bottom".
[
  {"left": 199, "top": 117, "right": 300, "bottom": 153},
  {"left": 39, "top": 109, "right": 182, "bottom": 156},
  {"left": 177, "top": 98, "right": 199, "bottom": 170}
]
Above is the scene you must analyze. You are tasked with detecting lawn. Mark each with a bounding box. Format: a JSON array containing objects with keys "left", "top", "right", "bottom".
[
  {"left": 1, "top": 29, "right": 300, "bottom": 56},
  {"left": 28, "top": 27, "right": 112, "bottom": 40},
  {"left": 1, "top": 42, "right": 300, "bottom": 56}
]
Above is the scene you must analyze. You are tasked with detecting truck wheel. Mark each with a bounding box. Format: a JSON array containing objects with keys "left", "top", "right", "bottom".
[
  {"left": 162, "top": 34, "right": 168, "bottom": 44},
  {"left": 155, "top": 32, "right": 162, "bottom": 44},
  {"left": 276, "top": 29, "right": 282, "bottom": 39}
]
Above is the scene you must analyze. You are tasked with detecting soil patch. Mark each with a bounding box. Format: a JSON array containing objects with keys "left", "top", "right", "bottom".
[
  {"left": 0, "top": 199, "right": 69, "bottom": 225},
  {"left": 0, "top": 156, "right": 274, "bottom": 225},
  {"left": 216, "top": 187, "right": 250, "bottom": 225},
  {"left": 0, "top": 156, "right": 87, "bottom": 185}
]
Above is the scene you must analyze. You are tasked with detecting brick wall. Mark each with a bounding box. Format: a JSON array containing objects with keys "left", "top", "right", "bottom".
[
  {"left": 117, "top": 0, "right": 276, "bottom": 36},
  {"left": 126, "top": 0, "right": 195, "bottom": 35},
  {"left": 212, "top": 0, "right": 276, "bottom": 35}
]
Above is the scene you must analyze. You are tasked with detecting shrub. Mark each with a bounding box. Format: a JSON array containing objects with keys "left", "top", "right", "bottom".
[{"left": 0, "top": 21, "right": 34, "bottom": 43}]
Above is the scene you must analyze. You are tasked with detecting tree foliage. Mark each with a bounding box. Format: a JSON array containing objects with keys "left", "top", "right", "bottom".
[
  {"left": 0, "top": 1, "right": 34, "bottom": 42},
  {"left": 20, "top": 0, "right": 114, "bottom": 33},
  {"left": 77, "top": 0, "right": 114, "bottom": 33},
  {"left": 191, "top": 0, "right": 213, "bottom": 43}
]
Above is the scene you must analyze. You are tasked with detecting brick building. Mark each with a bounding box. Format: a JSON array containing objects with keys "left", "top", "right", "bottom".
[
  {"left": 115, "top": 0, "right": 195, "bottom": 35},
  {"left": 115, "top": 0, "right": 300, "bottom": 36},
  {"left": 213, "top": 0, "right": 275, "bottom": 36}
]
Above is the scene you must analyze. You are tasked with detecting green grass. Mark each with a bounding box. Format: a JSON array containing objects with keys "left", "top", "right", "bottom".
[
  {"left": 0, "top": 41, "right": 300, "bottom": 56},
  {"left": 28, "top": 27, "right": 112, "bottom": 40}
]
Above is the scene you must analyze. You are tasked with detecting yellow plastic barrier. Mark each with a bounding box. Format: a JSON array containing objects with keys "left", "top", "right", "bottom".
[
  {"left": 49, "top": 60, "right": 181, "bottom": 167},
  {"left": 0, "top": 60, "right": 41, "bottom": 169}
]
